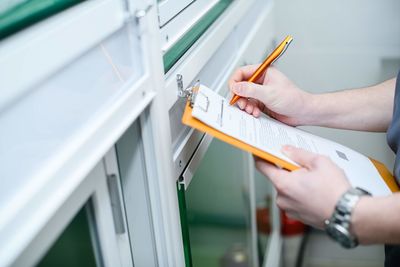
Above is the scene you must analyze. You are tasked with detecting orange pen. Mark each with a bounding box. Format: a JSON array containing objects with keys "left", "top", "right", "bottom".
[{"left": 229, "top": 35, "right": 293, "bottom": 105}]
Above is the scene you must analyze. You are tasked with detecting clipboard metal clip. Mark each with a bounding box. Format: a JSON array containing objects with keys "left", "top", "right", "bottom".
[{"left": 177, "top": 74, "right": 201, "bottom": 108}]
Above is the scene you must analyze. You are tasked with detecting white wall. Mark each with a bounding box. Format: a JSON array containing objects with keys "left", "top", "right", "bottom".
[
  {"left": 274, "top": 0, "right": 400, "bottom": 169},
  {"left": 274, "top": 1, "right": 400, "bottom": 266}
]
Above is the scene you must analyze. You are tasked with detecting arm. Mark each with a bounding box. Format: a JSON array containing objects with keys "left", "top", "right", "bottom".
[
  {"left": 305, "top": 78, "right": 395, "bottom": 131},
  {"left": 352, "top": 194, "right": 400, "bottom": 244},
  {"left": 229, "top": 66, "right": 396, "bottom": 132},
  {"left": 256, "top": 145, "right": 400, "bottom": 244}
]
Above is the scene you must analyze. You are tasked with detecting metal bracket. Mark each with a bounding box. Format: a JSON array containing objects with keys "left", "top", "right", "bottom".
[
  {"left": 177, "top": 74, "right": 190, "bottom": 98},
  {"left": 177, "top": 74, "right": 201, "bottom": 108}
]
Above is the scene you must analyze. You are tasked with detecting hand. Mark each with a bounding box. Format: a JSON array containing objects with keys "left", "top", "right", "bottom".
[
  {"left": 255, "top": 145, "right": 351, "bottom": 228},
  {"left": 228, "top": 65, "right": 312, "bottom": 126}
]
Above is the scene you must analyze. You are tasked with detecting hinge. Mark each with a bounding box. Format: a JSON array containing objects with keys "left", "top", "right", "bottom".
[
  {"left": 124, "top": 4, "right": 153, "bottom": 23},
  {"left": 177, "top": 74, "right": 190, "bottom": 98}
]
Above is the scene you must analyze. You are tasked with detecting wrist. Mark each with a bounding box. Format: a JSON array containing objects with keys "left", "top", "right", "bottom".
[
  {"left": 297, "top": 93, "right": 321, "bottom": 126},
  {"left": 324, "top": 187, "right": 371, "bottom": 248},
  {"left": 350, "top": 196, "right": 372, "bottom": 244}
]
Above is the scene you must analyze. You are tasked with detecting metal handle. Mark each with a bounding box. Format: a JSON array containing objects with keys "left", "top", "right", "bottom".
[{"left": 107, "top": 174, "right": 126, "bottom": 234}]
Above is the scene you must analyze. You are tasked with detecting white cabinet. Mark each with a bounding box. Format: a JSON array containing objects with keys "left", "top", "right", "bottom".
[
  {"left": 0, "top": 0, "right": 163, "bottom": 266},
  {"left": 0, "top": 0, "right": 281, "bottom": 266}
]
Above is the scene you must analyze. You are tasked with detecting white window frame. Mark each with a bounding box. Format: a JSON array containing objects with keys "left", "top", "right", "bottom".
[
  {"left": 6, "top": 161, "right": 123, "bottom": 267},
  {"left": 0, "top": 0, "right": 125, "bottom": 112},
  {"left": 159, "top": 0, "right": 219, "bottom": 53},
  {"left": 0, "top": 1, "right": 161, "bottom": 266},
  {"left": 157, "top": 0, "right": 194, "bottom": 27}
]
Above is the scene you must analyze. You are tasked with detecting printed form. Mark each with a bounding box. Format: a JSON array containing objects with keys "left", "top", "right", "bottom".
[{"left": 192, "top": 85, "right": 391, "bottom": 196}]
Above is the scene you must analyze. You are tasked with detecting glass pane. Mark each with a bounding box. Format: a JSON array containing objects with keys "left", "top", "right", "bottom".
[
  {"left": 179, "top": 139, "right": 253, "bottom": 267},
  {"left": 0, "top": 0, "right": 87, "bottom": 40},
  {"left": 116, "top": 118, "right": 158, "bottom": 266},
  {"left": 36, "top": 203, "right": 99, "bottom": 267}
]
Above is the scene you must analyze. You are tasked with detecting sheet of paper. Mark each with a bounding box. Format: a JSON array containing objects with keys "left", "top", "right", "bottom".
[{"left": 192, "top": 85, "right": 391, "bottom": 196}]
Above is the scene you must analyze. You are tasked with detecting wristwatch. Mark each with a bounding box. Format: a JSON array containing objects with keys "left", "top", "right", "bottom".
[{"left": 324, "top": 187, "right": 371, "bottom": 248}]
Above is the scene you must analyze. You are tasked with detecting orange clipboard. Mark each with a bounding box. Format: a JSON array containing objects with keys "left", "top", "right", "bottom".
[{"left": 181, "top": 99, "right": 399, "bottom": 193}]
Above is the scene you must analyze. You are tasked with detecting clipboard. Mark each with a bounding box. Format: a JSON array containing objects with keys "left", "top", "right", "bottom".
[{"left": 181, "top": 84, "right": 399, "bottom": 193}]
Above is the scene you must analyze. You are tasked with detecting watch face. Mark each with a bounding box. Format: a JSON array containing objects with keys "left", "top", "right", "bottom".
[{"left": 327, "top": 224, "right": 356, "bottom": 249}]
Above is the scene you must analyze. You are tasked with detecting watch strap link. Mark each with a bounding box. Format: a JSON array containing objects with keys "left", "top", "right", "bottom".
[{"left": 325, "top": 187, "right": 371, "bottom": 248}]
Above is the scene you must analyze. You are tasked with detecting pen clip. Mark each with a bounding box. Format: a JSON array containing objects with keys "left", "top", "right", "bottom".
[{"left": 270, "top": 37, "right": 293, "bottom": 65}]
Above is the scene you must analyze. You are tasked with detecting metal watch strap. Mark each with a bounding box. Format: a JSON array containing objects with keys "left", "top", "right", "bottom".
[{"left": 325, "top": 187, "right": 371, "bottom": 248}]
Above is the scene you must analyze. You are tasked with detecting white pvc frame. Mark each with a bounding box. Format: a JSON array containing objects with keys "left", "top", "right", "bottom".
[
  {"left": 12, "top": 161, "right": 122, "bottom": 267},
  {"left": 157, "top": 0, "right": 194, "bottom": 27},
  {"left": 0, "top": 0, "right": 160, "bottom": 265},
  {"left": 0, "top": 0, "right": 125, "bottom": 113},
  {"left": 159, "top": 0, "right": 218, "bottom": 52}
]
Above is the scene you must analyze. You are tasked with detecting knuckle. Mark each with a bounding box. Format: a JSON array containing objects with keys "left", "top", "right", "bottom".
[{"left": 236, "top": 83, "right": 246, "bottom": 94}]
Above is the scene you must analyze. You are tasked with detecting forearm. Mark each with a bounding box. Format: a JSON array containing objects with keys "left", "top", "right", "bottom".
[
  {"left": 352, "top": 194, "right": 400, "bottom": 244},
  {"left": 302, "top": 78, "right": 396, "bottom": 131}
]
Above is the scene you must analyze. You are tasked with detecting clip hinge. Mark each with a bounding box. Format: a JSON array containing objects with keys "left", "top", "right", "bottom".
[{"left": 177, "top": 74, "right": 192, "bottom": 98}]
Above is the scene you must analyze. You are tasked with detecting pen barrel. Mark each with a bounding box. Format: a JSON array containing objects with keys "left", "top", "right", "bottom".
[
  {"left": 248, "top": 57, "right": 274, "bottom": 83},
  {"left": 247, "top": 35, "right": 292, "bottom": 83},
  {"left": 229, "top": 35, "right": 292, "bottom": 105}
]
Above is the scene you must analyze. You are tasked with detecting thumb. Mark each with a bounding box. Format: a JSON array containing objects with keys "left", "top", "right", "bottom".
[
  {"left": 232, "top": 82, "right": 265, "bottom": 100},
  {"left": 282, "top": 145, "right": 317, "bottom": 169}
]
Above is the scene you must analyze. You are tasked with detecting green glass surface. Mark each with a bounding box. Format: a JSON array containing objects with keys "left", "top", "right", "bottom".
[
  {"left": 177, "top": 182, "right": 193, "bottom": 267},
  {"left": 0, "top": 0, "right": 86, "bottom": 40},
  {"left": 179, "top": 139, "right": 252, "bottom": 267},
  {"left": 36, "top": 204, "right": 98, "bottom": 267},
  {"left": 163, "top": 0, "right": 233, "bottom": 73}
]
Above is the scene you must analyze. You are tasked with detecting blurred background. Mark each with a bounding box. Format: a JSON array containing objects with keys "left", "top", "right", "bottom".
[{"left": 272, "top": 0, "right": 400, "bottom": 266}]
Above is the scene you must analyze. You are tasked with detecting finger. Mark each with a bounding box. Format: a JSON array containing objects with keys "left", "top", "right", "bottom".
[
  {"left": 255, "top": 158, "right": 287, "bottom": 187},
  {"left": 249, "top": 102, "right": 262, "bottom": 117},
  {"left": 263, "top": 66, "right": 278, "bottom": 84},
  {"left": 232, "top": 81, "right": 267, "bottom": 101},
  {"left": 252, "top": 106, "right": 261, "bottom": 117},
  {"left": 257, "top": 101, "right": 266, "bottom": 112},
  {"left": 281, "top": 145, "right": 318, "bottom": 169},
  {"left": 228, "top": 65, "right": 260, "bottom": 90},
  {"left": 236, "top": 98, "right": 248, "bottom": 109},
  {"left": 245, "top": 102, "right": 254, "bottom": 114},
  {"left": 241, "top": 98, "right": 262, "bottom": 117}
]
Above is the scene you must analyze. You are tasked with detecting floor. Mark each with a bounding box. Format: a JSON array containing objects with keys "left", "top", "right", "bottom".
[{"left": 283, "top": 230, "right": 385, "bottom": 267}]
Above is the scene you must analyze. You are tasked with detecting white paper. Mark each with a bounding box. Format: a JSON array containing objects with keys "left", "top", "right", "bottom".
[{"left": 192, "top": 85, "right": 391, "bottom": 196}]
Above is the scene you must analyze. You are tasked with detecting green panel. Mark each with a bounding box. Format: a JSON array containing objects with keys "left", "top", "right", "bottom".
[
  {"left": 0, "top": 0, "right": 86, "bottom": 40},
  {"left": 181, "top": 139, "right": 252, "bottom": 267},
  {"left": 37, "top": 204, "right": 98, "bottom": 267},
  {"left": 163, "top": 0, "right": 233, "bottom": 73},
  {"left": 177, "top": 182, "right": 193, "bottom": 267}
]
